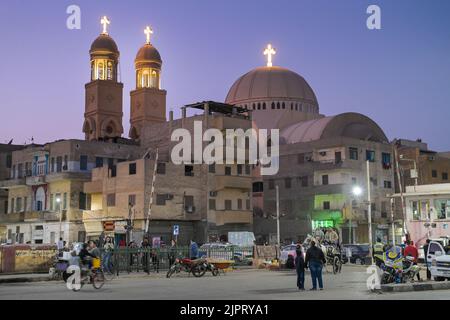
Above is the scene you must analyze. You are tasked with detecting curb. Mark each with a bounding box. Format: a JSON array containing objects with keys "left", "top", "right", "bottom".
[
  {"left": 381, "top": 281, "right": 450, "bottom": 293},
  {"left": 0, "top": 276, "right": 52, "bottom": 284}
]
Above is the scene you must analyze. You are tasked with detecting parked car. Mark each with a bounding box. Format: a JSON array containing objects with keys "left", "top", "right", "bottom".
[
  {"left": 342, "top": 244, "right": 370, "bottom": 265},
  {"left": 427, "top": 237, "right": 450, "bottom": 281},
  {"left": 199, "top": 243, "right": 253, "bottom": 264},
  {"left": 418, "top": 245, "right": 425, "bottom": 263},
  {"left": 280, "top": 245, "right": 298, "bottom": 266}
]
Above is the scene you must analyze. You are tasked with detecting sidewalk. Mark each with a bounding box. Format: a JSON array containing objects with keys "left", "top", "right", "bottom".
[{"left": 0, "top": 273, "right": 51, "bottom": 284}]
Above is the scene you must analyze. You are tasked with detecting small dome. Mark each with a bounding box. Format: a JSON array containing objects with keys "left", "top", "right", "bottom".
[
  {"left": 225, "top": 66, "right": 318, "bottom": 106},
  {"left": 280, "top": 113, "right": 388, "bottom": 144},
  {"left": 135, "top": 44, "right": 162, "bottom": 68},
  {"left": 90, "top": 34, "right": 119, "bottom": 55}
]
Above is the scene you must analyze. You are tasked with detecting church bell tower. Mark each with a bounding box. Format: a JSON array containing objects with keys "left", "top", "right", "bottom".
[
  {"left": 83, "top": 16, "right": 124, "bottom": 141},
  {"left": 129, "top": 26, "right": 167, "bottom": 141}
]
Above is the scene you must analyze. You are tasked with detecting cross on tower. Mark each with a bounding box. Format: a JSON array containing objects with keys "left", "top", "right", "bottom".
[
  {"left": 144, "top": 26, "right": 153, "bottom": 44},
  {"left": 264, "top": 44, "right": 276, "bottom": 67},
  {"left": 101, "top": 16, "right": 111, "bottom": 35}
]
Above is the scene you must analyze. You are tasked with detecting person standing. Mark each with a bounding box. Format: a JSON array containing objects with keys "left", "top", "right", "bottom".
[
  {"left": 305, "top": 240, "right": 326, "bottom": 291},
  {"left": 168, "top": 239, "right": 177, "bottom": 266},
  {"left": 141, "top": 238, "right": 151, "bottom": 273},
  {"left": 190, "top": 240, "right": 199, "bottom": 260},
  {"left": 423, "top": 239, "right": 431, "bottom": 280},
  {"left": 295, "top": 245, "right": 305, "bottom": 291},
  {"left": 404, "top": 240, "right": 420, "bottom": 281},
  {"left": 102, "top": 237, "right": 114, "bottom": 273}
]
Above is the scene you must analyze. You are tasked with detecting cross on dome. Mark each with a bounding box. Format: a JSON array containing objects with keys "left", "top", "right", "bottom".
[
  {"left": 264, "top": 44, "right": 276, "bottom": 67},
  {"left": 144, "top": 26, "right": 154, "bottom": 44},
  {"left": 101, "top": 16, "right": 111, "bottom": 35}
]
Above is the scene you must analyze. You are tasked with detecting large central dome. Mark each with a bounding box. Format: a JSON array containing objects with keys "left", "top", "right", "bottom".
[
  {"left": 225, "top": 66, "right": 321, "bottom": 130},
  {"left": 226, "top": 66, "right": 318, "bottom": 106}
]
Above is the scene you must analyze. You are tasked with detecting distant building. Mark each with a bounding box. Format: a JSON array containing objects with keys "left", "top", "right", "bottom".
[{"left": 391, "top": 184, "right": 450, "bottom": 247}]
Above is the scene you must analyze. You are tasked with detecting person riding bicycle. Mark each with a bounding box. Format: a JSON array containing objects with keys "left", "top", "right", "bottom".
[{"left": 79, "top": 243, "right": 97, "bottom": 269}]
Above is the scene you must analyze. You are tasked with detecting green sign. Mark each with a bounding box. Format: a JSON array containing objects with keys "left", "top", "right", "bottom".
[{"left": 312, "top": 220, "right": 335, "bottom": 229}]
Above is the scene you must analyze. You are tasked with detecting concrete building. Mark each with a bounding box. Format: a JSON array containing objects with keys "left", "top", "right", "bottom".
[
  {"left": 0, "top": 140, "right": 142, "bottom": 244},
  {"left": 393, "top": 139, "right": 450, "bottom": 187},
  {"left": 83, "top": 107, "right": 254, "bottom": 245},
  {"left": 391, "top": 184, "right": 450, "bottom": 247}
]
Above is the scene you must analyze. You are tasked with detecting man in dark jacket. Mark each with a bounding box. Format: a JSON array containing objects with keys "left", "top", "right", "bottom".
[
  {"left": 305, "top": 241, "right": 326, "bottom": 290},
  {"left": 295, "top": 245, "right": 305, "bottom": 291}
]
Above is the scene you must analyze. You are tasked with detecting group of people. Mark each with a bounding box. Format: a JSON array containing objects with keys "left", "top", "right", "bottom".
[
  {"left": 295, "top": 241, "right": 327, "bottom": 291},
  {"left": 312, "top": 227, "right": 340, "bottom": 247}
]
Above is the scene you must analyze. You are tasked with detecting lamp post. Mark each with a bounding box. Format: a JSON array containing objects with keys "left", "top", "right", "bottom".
[
  {"left": 366, "top": 160, "right": 374, "bottom": 266},
  {"left": 351, "top": 186, "right": 363, "bottom": 245},
  {"left": 276, "top": 185, "right": 280, "bottom": 248},
  {"left": 56, "top": 197, "right": 62, "bottom": 241}
]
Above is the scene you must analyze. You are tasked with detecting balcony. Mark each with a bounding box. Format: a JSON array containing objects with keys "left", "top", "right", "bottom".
[
  {"left": 46, "top": 172, "right": 91, "bottom": 183},
  {"left": 0, "top": 178, "right": 26, "bottom": 189},
  {"left": 0, "top": 211, "right": 62, "bottom": 224},
  {"left": 213, "top": 210, "right": 253, "bottom": 226},
  {"left": 214, "top": 175, "right": 252, "bottom": 191},
  {"left": 84, "top": 180, "right": 103, "bottom": 194},
  {"left": 26, "top": 176, "right": 46, "bottom": 186}
]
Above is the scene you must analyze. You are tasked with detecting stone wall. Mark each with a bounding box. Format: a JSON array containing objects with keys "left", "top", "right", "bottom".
[{"left": 0, "top": 245, "right": 56, "bottom": 274}]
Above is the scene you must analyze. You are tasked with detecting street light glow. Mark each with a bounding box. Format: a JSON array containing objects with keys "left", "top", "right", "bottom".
[
  {"left": 352, "top": 186, "right": 362, "bottom": 196},
  {"left": 56, "top": 197, "right": 61, "bottom": 203}
]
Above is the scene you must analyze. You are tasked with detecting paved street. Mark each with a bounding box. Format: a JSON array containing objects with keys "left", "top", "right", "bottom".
[{"left": 0, "top": 265, "right": 449, "bottom": 300}]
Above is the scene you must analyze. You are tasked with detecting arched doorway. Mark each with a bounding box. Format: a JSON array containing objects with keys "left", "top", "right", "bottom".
[{"left": 35, "top": 187, "right": 45, "bottom": 211}]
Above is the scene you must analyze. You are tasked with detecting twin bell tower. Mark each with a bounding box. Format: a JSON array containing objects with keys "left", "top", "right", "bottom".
[{"left": 83, "top": 16, "right": 167, "bottom": 142}]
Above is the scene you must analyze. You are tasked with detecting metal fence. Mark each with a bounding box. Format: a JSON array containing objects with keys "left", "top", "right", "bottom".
[{"left": 101, "top": 246, "right": 254, "bottom": 275}]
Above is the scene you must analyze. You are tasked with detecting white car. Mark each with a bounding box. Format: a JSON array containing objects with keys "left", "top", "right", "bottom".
[{"left": 427, "top": 237, "right": 450, "bottom": 281}]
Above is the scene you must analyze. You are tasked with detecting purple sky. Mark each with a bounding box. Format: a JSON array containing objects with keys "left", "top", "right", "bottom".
[{"left": 1, "top": 0, "right": 450, "bottom": 151}]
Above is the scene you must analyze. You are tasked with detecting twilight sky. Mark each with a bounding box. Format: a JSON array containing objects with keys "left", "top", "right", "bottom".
[{"left": 1, "top": 0, "right": 450, "bottom": 150}]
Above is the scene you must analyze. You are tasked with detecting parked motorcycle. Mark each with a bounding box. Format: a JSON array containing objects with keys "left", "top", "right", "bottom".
[
  {"left": 379, "top": 247, "right": 403, "bottom": 284},
  {"left": 166, "top": 258, "right": 208, "bottom": 278},
  {"left": 379, "top": 247, "right": 420, "bottom": 284}
]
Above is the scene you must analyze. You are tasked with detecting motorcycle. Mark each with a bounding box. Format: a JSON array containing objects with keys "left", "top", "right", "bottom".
[
  {"left": 379, "top": 247, "right": 403, "bottom": 284},
  {"left": 166, "top": 257, "right": 208, "bottom": 278},
  {"left": 401, "top": 256, "right": 421, "bottom": 283},
  {"left": 379, "top": 247, "right": 421, "bottom": 284}
]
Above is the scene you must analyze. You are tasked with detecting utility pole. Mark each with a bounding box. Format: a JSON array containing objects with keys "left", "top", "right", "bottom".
[
  {"left": 144, "top": 149, "right": 159, "bottom": 239},
  {"left": 276, "top": 185, "right": 280, "bottom": 247},
  {"left": 366, "top": 160, "right": 374, "bottom": 265},
  {"left": 390, "top": 198, "right": 396, "bottom": 246},
  {"left": 393, "top": 144, "right": 408, "bottom": 240}
]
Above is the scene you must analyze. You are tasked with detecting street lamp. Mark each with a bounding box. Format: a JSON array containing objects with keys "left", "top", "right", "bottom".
[
  {"left": 349, "top": 186, "right": 363, "bottom": 244},
  {"left": 56, "top": 197, "right": 62, "bottom": 241},
  {"left": 352, "top": 186, "right": 363, "bottom": 197}
]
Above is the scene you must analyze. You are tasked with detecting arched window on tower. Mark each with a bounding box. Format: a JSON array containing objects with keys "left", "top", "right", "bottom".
[
  {"left": 263, "top": 103, "right": 266, "bottom": 110},
  {"left": 151, "top": 70, "right": 158, "bottom": 88},
  {"left": 271, "top": 102, "right": 275, "bottom": 110},
  {"left": 98, "top": 62, "right": 104, "bottom": 80},
  {"left": 277, "top": 102, "right": 280, "bottom": 110},
  {"left": 282, "top": 102, "right": 285, "bottom": 109},
  {"left": 91, "top": 61, "right": 95, "bottom": 81},
  {"left": 257, "top": 103, "right": 261, "bottom": 110},
  {"left": 107, "top": 61, "right": 113, "bottom": 80},
  {"left": 295, "top": 104, "right": 298, "bottom": 111},
  {"left": 252, "top": 103, "right": 255, "bottom": 110}
]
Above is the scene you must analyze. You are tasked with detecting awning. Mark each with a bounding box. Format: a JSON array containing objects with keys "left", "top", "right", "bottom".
[{"left": 83, "top": 221, "right": 103, "bottom": 236}]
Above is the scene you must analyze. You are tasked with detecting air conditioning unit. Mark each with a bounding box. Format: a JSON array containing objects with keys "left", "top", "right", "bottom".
[
  {"left": 166, "top": 194, "right": 174, "bottom": 201},
  {"left": 319, "top": 151, "right": 327, "bottom": 157},
  {"left": 185, "top": 206, "right": 195, "bottom": 214},
  {"left": 210, "top": 191, "right": 218, "bottom": 197}
]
